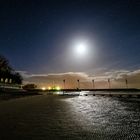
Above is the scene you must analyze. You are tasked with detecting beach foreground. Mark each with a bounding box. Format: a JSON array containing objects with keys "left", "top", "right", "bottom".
[{"left": 0, "top": 91, "right": 140, "bottom": 140}]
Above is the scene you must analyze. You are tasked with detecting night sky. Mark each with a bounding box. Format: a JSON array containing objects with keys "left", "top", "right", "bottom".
[{"left": 1, "top": 0, "right": 140, "bottom": 88}]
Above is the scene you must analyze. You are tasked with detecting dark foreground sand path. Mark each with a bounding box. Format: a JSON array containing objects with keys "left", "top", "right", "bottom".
[{"left": 0, "top": 93, "right": 140, "bottom": 140}]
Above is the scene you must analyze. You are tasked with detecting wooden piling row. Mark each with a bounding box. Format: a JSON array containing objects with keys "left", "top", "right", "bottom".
[{"left": 89, "top": 93, "right": 140, "bottom": 98}]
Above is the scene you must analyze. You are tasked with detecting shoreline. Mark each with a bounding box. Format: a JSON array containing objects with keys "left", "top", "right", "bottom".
[
  {"left": 0, "top": 88, "right": 140, "bottom": 102},
  {"left": 0, "top": 90, "right": 41, "bottom": 101}
]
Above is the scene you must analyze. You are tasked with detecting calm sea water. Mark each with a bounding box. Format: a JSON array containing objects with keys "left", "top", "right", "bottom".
[{"left": 0, "top": 91, "right": 140, "bottom": 140}]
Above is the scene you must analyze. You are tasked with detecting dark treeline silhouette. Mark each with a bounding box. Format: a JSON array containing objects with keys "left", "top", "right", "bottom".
[
  {"left": 0, "top": 55, "right": 22, "bottom": 84},
  {"left": 22, "top": 84, "right": 37, "bottom": 90}
]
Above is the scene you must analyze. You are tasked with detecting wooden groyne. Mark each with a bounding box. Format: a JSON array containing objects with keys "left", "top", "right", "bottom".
[
  {"left": 36, "top": 88, "right": 140, "bottom": 98},
  {"left": 38, "top": 88, "right": 140, "bottom": 92},
  {"left": 91, "top": 93, "right": 140, "bottom": 98}
]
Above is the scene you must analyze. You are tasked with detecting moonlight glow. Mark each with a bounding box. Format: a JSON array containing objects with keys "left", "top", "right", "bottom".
[
  {"left": 74, "top": 41, "right": 88, "bottom": 56},
  {"left": 76, "top": 43, "right": 87, "bottom": 55}
]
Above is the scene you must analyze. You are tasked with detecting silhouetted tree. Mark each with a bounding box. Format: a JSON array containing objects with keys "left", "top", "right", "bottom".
[
  {"left": 0, "top": 55, "right": 22, "bottom": 84},
  {"left": 22, "top": 84, "right": 37, "bottom": 90},
  {"left": 0, "top": 55, "right": 13, "bottom": 73},
  {"left": 12, "top": 72, "right": 23, "bottom": 84}
]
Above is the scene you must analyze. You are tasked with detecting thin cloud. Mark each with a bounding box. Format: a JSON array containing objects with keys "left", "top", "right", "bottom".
[{"left": 20, "top": 69, "right": 140, "bottom": 89}]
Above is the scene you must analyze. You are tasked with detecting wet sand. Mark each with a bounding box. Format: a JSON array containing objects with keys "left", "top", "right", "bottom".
[{"left": 0, "top": 93, "right": 139, "bottom": 140}]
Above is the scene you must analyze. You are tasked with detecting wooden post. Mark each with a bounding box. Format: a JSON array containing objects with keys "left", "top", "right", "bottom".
[
  {"left": 125, "top": 78, "right": 128, "bottom": 88},
  {"left": 108, "top": 78, "right": 111, "bottom": 89},
  {"left": 77, "top": 80, "right": 80, "bottom": 89},
  {"left": 92, "top": 79, "right": 95, "bottom": 89},
  {"left": 63, "top": 79, "right": 65, "bottom": 89}
]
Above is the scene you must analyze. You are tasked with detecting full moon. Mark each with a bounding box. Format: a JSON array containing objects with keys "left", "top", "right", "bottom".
[
  {"left": 76, "top": 43, "right": 87, "bottom": 55},
  {"left": 68, "top": 38, "right": 94, "bottom": 62},
  {"left": 75, "top": 42, "right": 88, "bottom": 55}
]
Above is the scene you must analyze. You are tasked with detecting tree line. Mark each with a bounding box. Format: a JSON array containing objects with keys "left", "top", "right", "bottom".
[{"left": 0, "top": 55, "right": 22, "bottom": 84}]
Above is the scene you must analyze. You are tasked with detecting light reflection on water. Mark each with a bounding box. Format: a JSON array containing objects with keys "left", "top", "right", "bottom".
[
  {"left": 63, "top": 92, "right": 140, "bottom": 138},
  {"left": 0, "top": 91, "right": 139, "bottom": 140}
]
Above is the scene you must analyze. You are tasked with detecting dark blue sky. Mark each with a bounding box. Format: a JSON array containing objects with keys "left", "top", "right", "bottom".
[{"left": 0, "top": 0, "right": 140, "bottom": 74}]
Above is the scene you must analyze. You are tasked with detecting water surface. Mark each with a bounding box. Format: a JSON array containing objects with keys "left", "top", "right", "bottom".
[{"left": 0, "top": 91, "right": 140, "bottom": 140}]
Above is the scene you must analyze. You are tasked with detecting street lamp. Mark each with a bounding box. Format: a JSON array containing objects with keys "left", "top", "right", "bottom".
[
  {"left": 108, "top": 78, "right": 111, "bottom": 89},
  {"left": 125, "top": 78, "right": 128, "bottom": 88},
  {"left": 92, "top": 79, "right": 95, "bottom": 89},
  {"left": 77, "top": 79, "right": 80, "bottom": 89},
  {"left": 63, "top": 79, "right": 65, "bottom": 89}
]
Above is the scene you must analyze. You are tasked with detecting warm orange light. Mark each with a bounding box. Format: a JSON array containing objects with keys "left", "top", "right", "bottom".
[
  {"left": 48, "top": 86, "right": 51, "bottom": 90},
  {"left": 56, "top": 86, "right": 61, "bottom": 90},
  {"left": 41, "top": 87, "right": 46, "bottom": 90}
]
